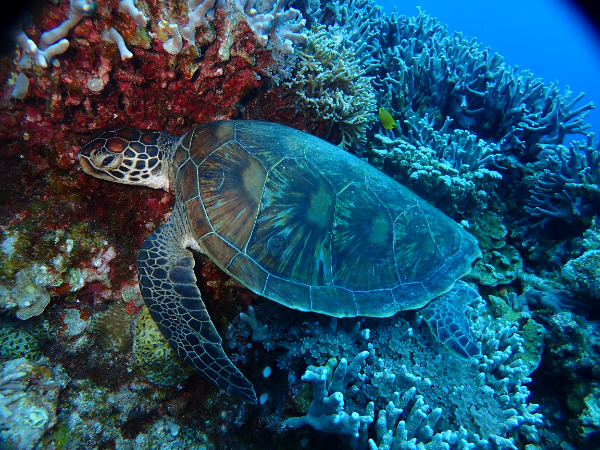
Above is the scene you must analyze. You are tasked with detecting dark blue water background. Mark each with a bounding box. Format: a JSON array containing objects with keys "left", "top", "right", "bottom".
[{"left": 379, "top": 0, "right": 600, "bottom": 140}]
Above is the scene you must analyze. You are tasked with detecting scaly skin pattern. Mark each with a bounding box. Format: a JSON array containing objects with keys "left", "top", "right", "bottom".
[
  {"left": 78, "top": 128, "right": 177, "bottom": 189},
  {"left": 420, "top": 281, "right": 481, "bottom": 359},
  {"left": 137, "top": 199, "right": 256, "bottom": 403}
]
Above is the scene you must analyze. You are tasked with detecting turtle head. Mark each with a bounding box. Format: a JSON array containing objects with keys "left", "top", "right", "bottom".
[{"left": 78, "top": 128, "right": 178, "bottom": 190}]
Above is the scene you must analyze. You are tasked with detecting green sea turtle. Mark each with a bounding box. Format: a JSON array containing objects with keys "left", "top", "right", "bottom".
[{"left": 78, "top": 120, "right": 481, "bottom": 403}]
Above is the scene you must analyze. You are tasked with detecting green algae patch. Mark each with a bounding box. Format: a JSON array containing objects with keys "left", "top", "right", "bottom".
[{"left": 50, "top": 423, "right": 70, "bottom": 450}]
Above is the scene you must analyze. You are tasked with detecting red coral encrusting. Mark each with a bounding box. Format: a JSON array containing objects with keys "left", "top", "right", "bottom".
[{"left": 0, "top": 0, "right": 275, "bottom": 286}]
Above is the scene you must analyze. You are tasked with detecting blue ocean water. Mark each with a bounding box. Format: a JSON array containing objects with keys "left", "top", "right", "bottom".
[{"left": 380, "top": 0, "right": 600, "bottom": 138}]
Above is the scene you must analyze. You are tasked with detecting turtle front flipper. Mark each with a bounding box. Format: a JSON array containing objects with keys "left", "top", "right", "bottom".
[{"left": 136, "top": 206, "right": 257, "bottom": 403}]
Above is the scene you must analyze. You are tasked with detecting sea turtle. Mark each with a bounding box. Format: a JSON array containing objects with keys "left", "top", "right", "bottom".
[{"left": 78, "top": 120, "right": 481, "bottom": 404}]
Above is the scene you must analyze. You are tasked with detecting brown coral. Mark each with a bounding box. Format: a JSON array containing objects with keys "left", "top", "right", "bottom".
[
  {"left": 284, "top": 24, "right": 377, "bottom": 150},
  {"left": 91, "top": 302, "right": 133, "bottom": 352}
]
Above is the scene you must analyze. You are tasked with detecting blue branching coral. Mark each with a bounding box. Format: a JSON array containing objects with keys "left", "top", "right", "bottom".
[
  {"left": 370, "top": 112, "right": 503, "bottom": 214},
  {"left": 374, "top": 11, "right": 594, "bottom": 157},
  {"left": 525, "top": 134, "right": 600, "bottom": 225},
  {"left": 230, "top": 284, "right": 543, "bottom": 449}
]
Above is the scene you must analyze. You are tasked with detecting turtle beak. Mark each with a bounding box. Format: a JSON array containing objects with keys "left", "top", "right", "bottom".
[
  {"left": 78, "top": 153, "right": 122, "bottom": 182},
  {"left": 78, "top": 153, "right": 95, "bottom": 175}
]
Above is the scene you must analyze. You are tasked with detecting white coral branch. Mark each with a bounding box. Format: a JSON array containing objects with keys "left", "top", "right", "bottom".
[
  {"left": 118, "top": 0, "right": 148, "bottom": 28},
  {"left": 103, "top": 28, "right": 133, "bottom": 60}
]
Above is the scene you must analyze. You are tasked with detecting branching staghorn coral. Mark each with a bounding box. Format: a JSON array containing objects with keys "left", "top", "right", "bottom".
[
  {"left": 284, "top": 24, "right": 377, "bottom": 150},
  {"left": 317, "top": 0, "right": 385, "bottom": 75},
  {"left": 179, "top": 0, "right": 307, "bottom": 57},
  {"left": 11, "top": 0, "right": 95, "bottom": 68},
  {"left": 369, "top": 113, "right": 502, "bottom": 215},
  {"left": 284, "top": 352, "right": 375, "bottom": 443},
  {"left": 525, "top": 134, "right": 600, "bottom": 225},
  {"left": 402, "top": 112, "right": 504, "bottom": 172},
  {"left": 375, "top": 10, "right": 594, "bottom": 159}
]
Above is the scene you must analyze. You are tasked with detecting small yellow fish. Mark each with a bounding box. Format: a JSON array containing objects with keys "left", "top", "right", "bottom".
[{"left": 378, "top": 107, "right": 396, "bottom": 130}]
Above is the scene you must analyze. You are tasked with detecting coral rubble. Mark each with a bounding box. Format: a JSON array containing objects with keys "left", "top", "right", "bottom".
[{"left": 0, "top": 358, "right": 69, "bottom": 449}]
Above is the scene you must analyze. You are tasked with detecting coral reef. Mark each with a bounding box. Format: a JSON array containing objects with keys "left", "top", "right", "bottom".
[
  {"left": 525, "top": 135, "right": 600, "bottom": 225},
  {"left": 545, "top": 312, "right": 600, "bottom": 377},
  {"left": 0, "top": 226, "right": 120, "bottom": 308},
  {"left": 365, "top": 7, "right": 599, "bottom": 233},
  {"left": 0, "top": 358, "right": 69, "bottom": 450},
  {"left": 0, "top": 266, "right": 53, "bottom": 320},
  {"left": 0, "top": 0, "right": 599, "bottom": 448},
  {"left": 314, "top": 0, "right": 384, "bottom": 76},
  {"left": 369, "top": 116, "right": 502, "bottom": 215},
  {"left": 133, "top": 306, "right": 192, "bottom": 386},
  {"left": 283, "top": 24, "right": 377, "bottom": 150},
  {"left": 284, "top": 352, "right": 374, "bottom": 441},
  {"left": 239, "top": 305, "right": 269, "bottom": 341},
  {"left": 0, "top": 320, "right": 54, "bottom": 361},
  {"left": 531, "top": 312, "right": 600, "bottom": 446},
  {"left": 11, "top": 0, "right": 95, "bottom": 69},
  {"left": 561, "top": 250, "right": 600, "bottom": 300},
  {"left": 91, "top": 302, "right": 134, "bottom": 352},
  {"left": 230, "top": 286, "right": 542, "bottom": 449},
  {"left": 50, "top": 378, "right": 215, "bottom": 449},
  {"left": 376, "top": 11, "right": 593, "bottom": 158},
  {"left": 179, "top": 0, "right": 307, "bottom": 57},
  {"left": 467, "top": 212, "right": 523, "bottom": 286}
]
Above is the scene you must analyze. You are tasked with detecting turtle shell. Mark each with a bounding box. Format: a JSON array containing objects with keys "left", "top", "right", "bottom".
[{"left": 174, "top": 121, "right": 481, "bottom": 318}]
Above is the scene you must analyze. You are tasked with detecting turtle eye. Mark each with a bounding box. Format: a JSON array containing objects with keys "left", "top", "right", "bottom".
[
  {"left": 101, "top": 155, "right": 115, "bottom": 167},
  {"left": 92, "top": 152, "right": 123, "bottom": 170}
]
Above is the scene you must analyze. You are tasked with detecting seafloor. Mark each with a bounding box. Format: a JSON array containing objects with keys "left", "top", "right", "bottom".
[{"left": 0, "top": 0, "right": 599, "bottom": 449}]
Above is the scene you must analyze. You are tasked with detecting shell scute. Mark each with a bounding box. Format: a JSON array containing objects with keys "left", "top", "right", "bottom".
[
  {"left": 185, "top": 198, "right": 212, "bottom": 238},
  {"left": 354, "top": 289, "right": 397, "bottom": 317},
  {"left": 179, "top": 161, "right": 199, "bottom": 202},
  {"left": 392, "top": 283, "right": 430, "bottom": 310},
  {"left": 394, "top": 205, "right": 445, "bottom": 283},
  {"left": 263, "top": 276, "right": 311, "bottom": 312},
  {"left": 310, "top": 286, "right": 356, "bottom": 317},
  {"left": 235, "top": 121, "right": 307, "bottom": 169},
  {"left": 332, "top": 183, "right": 398, "bottom": 291},
  {"left": 245, "top": 157, "right": 335, "bottom": 286},
  {"left": 189, "top": 121, "right": 236, "bottom": 164},
  {"left": 228, "top": 254, "right": 269, "bottom": 294},
  {"left": 419, "top": 200, "right": 463, "bottom": 259},
  {"left": 304, "top": 147, "right": 367, "bottom": 193},
  {"left": 199, "top": 142, "right": 266, "bottom": 250},
  {"left": 199, "top": 233, "right": 238, "bottom": 266}
]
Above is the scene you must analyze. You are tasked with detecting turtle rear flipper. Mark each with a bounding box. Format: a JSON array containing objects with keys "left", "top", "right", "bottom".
[
  {"left": 421, "top": 281, "right": 481, "bottom": 359},
  {"left": 136, "top": 206, "right": 257, "bottom": 403}
]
